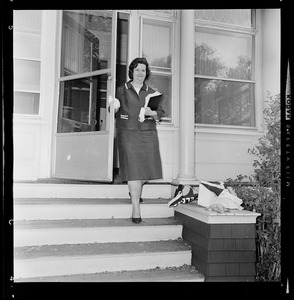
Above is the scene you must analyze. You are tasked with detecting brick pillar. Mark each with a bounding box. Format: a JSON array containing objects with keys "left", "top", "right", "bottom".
[{"left": 174, "top": 204, "right": 260, "bottom": 281}]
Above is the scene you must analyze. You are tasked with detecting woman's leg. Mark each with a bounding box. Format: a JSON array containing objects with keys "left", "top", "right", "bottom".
[
  {"left": 128, "top": 180, "right": 144, "bottom": 218},
  {"left": 140, "top": 180, "right": 147, "bottom": 199}
]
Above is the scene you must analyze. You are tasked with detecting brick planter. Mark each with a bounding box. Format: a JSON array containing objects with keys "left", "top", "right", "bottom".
[{"left": 174, "top": 203, "right": 260, "bottom": 282}]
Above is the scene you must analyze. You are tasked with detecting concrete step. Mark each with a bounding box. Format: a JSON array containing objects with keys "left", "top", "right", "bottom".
[
  {"left": 14, "top": 217, "right": 183, "bottom": 247},
  {"left": 15, "top": 265, "right": 205, "bottom": 282},
  {"left": 13, "top": 182, "right": 172, "bottom": 199},
  {"left": 14, "top": 198, "right": 174, "bottom": 221},
  {"left": 14, "top": 240, "right": 192, "bottom": 279}
]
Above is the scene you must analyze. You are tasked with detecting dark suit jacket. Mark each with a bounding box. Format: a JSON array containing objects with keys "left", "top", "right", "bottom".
[{"left": 116, "top": 81, "right": 165, "bottom": 131}]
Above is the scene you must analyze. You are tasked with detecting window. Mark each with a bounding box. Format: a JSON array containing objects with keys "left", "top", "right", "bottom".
[
  {"left": 141, "top": 15, "right": 175, "bottom": 121},
  {"left": 116, "top": 12, "right": 129, "bottom": 90},
  {"left": 58, "top": 10, "right": 113, "bottom": 133},
  {"left": 13, "top": 10, "right": 42, "bottom": 115},
  {"left": 195, "top": 9, "right": 256, "bottom": 127}
]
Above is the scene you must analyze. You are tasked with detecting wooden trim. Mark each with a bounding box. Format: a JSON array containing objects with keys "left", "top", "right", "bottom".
[{"left": 174, "top": 202, "right": 260, "bottom": 224}]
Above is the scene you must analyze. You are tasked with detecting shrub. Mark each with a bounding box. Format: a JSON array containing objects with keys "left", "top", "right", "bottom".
[
  {"left": 226, "top": 92, "right": 281, "bottom": 281},
  {"left": 226, "top": 179, "right": 281, "bottom": 281},
  {"left": 248, "top": 92, "right": 281, "bottom": 194}
]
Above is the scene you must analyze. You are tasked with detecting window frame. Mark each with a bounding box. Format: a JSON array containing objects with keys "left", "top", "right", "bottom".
[
  {"left": 13, "top": 14, "right": 42, "bottom": 117},
  {"left": 57, "top": 10, "right": 114, "bottom": 133},
  {"left": 194, "top": 9, "right": 257, "bottom": 128},
  {"left": 139, "top": 12, "right": 177, "bottom": 123}
]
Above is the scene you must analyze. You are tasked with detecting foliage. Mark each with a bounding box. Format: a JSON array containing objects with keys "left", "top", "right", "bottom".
[
  {"left": 227, "top": 177, "right": 281, "bottom": 281},
  {"left": 226, "top": 92, "right": 281, "bottom": 281},
  {"left": 249, "top": 92, "right": 281, "bottom": 194}
]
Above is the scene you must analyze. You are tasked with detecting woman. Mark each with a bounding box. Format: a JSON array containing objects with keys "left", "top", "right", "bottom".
[{"left": 112, "top": 57, "right": 165, "bottom": 223}]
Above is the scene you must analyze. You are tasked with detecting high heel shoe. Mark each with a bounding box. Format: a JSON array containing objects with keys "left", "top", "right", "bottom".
[{"left": 132, "top": 217, "right": 142, "bottom": 224}]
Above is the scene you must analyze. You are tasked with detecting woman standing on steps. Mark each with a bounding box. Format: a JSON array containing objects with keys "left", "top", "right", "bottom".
[{"left": 109, "top": 57, "right": 165, "bottom": 224}]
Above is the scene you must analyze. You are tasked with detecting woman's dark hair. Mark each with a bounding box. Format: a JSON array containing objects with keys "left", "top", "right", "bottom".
[{"left": 128, "top": 57, "right": 151, "bottom": 81}]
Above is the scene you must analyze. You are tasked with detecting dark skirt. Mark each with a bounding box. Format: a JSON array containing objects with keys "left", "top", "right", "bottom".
[{"left": 117, "top": 129, "right": 163, "bottom": 182}]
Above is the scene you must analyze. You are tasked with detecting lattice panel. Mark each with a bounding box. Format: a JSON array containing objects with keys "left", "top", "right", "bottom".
[
  {"left": 139, "top": 10, "right": 176, "bottom": 18},
  {"left": 195, "top": 9, "right": 252, "bottom": 27}
]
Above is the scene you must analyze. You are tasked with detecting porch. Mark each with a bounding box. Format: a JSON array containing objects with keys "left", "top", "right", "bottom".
[{"left": 13, "top": 180, "right": 260, "bottom": 282}]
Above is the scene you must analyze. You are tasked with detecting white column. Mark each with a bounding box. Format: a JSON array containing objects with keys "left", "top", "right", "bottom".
[
  {"left": 175, "top": 10, "right": 197, "bottom": 185},
  {"left": 261, "top": 9, "right": 280, "bottom": 100}
]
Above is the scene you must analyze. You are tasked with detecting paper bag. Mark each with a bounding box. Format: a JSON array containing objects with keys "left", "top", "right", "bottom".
[{"left": 198, "top": 181, "right": 243, "bottom": 210}]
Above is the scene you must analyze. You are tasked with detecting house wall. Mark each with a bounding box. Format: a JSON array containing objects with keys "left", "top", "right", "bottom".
[
  {"left": 13, "top": 11, "right": 58, "bottom": 180},
  {"left": 12, "top": 9, "right": 281, "bottom": 183},
  {"left": 194, "top": 129, "right": 260, "bottom": 181}
]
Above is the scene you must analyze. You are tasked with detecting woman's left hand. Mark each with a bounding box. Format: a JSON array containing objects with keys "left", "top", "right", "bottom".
[{"left": 144, "top": 107, "right": 157, "bottom": 117}]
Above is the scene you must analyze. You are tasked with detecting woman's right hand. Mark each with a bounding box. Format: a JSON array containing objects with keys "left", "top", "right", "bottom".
[{"left": 108, "top": 96, "right": 121, "bottom": 111}]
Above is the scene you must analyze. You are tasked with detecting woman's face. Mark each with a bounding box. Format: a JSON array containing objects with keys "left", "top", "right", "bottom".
[{"left": 133, "top": 63, "right": 146, "bottom": 85}]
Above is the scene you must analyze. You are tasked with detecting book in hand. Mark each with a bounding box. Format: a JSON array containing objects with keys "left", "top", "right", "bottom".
[{"left": 144, "top": 91, "right": 163, "bottom": 110}]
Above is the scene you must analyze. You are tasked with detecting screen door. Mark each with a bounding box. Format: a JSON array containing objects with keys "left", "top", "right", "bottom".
[{"left": 53, "top": 10, "right": 117, "bottom": 181}]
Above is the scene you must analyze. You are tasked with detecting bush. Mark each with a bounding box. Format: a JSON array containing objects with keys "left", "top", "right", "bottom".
[
  {"left": 226, "top": 179, "right": 281, "bottom": 281},
  {"left": 226, "top": 92, "right": 281, "bottom": 281},
  {"left": 248, "top": 92, "right": 281, "bottom": 194}
]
